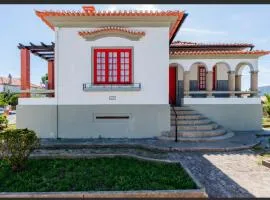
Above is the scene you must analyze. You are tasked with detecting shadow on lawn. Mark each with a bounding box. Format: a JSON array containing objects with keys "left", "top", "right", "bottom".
[{"left": 170, "top": 151, "right": 261, "bottom": 198}]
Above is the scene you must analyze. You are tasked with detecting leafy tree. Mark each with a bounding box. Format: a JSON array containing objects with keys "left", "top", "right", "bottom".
[
  {"left": 8, "top": 94, "right": 19, "bottom": 109},
  {"left": 41, "top": 73, "right": 48, "bottom": 84},
  {"left": 0, "top": 93, "right": 8, "bottom": 107}
]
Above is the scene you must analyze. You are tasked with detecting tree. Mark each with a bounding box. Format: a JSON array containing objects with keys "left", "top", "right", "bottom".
[
  {"left": 0, "top": 93, "right": 8, "bottom": 107},
  {"left": 8, "top": 94, "right": 19, "bottom": 109},
  {"left": 41, "top": 73, "right": 48, "bottom": 84}
]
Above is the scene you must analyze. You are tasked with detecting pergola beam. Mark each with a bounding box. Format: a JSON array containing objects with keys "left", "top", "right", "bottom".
[{"left": 17, "top": 42, "right": 55, "bottom": 61}]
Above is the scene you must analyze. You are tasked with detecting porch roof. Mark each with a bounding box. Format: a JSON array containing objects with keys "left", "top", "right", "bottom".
[
  {"left": 170, "top": 41, "right": 255, "bottom": 51},
  {"left": 169, "top": 50, "right": 270, "bottom": 57}
]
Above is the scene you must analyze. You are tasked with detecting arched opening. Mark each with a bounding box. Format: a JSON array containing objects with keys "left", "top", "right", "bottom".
[
  {"left": 235, "top": 62, "right": 254, "bottom": 93},
  {"left": 212, "top": 62, "right": 230, "bottom": 97},
  {"left": 189, "top": 62, "right": 207, "bottom": 97}
]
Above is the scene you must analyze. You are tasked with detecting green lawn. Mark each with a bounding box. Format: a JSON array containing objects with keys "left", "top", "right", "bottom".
[
  {"left": 0, "top": 157, "right": 196, "bottom": 192},
  {"left": 262, "top": 117, "right": 270, "bottom": 128}
]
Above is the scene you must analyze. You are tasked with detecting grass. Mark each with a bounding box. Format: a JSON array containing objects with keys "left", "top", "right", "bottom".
[
  {"left": 258, "top": 153, "right": 270, "bottom": 165},
  {"left": 0, "top": 157, "right": 197, "bottom": 192},
  {"left": 5, "top": 123, "right": 16, "bottom": 130},
  {"left": 262, "top": 117, "right": 270, "bottom": 128}
]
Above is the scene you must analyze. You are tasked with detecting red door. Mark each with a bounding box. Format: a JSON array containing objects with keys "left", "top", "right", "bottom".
[{"left": 169, "top": 67, "right": 177, "bottom": 105}]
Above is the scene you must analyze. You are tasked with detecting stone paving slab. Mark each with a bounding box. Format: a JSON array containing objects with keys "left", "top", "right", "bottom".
[
  {"left": 40, "top": 132, "right": 259, "bottom": 152},
  {"left": 169, "top": 150, "right": 270, "bottom": 198}
]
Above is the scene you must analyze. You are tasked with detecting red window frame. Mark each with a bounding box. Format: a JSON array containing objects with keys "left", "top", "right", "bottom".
[
  {"left": 93, "top": 48, "right": 132, "bottom": 84},
  {"left": 198, "top": 65, "right": 206, "bottom": 90}
]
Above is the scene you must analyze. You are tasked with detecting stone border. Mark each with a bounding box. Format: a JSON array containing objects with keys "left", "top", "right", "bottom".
[
  {"left": 0, "top": 190, "right": 206, "bottom": 199},
  {"left": 0, "top": 155, "right": 207, "bottom": 198},
  {"left": 262, "top": 159, "right": 270, "bottom": 168},
  {"left": 40, "top": 141, "right": 260, "bottom": 153}
]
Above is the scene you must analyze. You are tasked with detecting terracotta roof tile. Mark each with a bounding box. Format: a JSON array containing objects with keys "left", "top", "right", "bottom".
[
  {"left": 170, "top": 40, "right": 254, "bottom": 48},
  {"left": 170, "top": 50, "right": 270, "bottom": 56},
  {"left": 0, "top": 77, "right": 40, "bottom": 88},
  {"left": 35, "top": 6, "right": 185, "bottom": 41}
]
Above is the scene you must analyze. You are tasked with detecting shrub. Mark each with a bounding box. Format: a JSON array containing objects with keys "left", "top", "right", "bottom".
[
  {"left": 0, "top": 129, "right": 40, "bottom": 171},
  {"left": 0, "top": 115, "right": 8, "bottom": 131},
  {"left": 263, "top": 94, "right": 270, "bottom": 117},
  {"left": 8, "top": 94, "right": 19, "bottom": 109}
]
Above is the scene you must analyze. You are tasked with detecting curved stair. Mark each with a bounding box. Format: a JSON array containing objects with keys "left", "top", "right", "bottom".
[{"left": 161, "top": 106, "right": 234, "bottom": 141}]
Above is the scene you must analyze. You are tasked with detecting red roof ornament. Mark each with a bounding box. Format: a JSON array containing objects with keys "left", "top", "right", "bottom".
[{"left": 82, "top": 6, "right": 96, "bottom": 14}]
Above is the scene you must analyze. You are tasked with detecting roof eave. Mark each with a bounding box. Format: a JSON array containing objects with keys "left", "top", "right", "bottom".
[{"left": 169, "top": 13, "right": 188, "bottom": 44}]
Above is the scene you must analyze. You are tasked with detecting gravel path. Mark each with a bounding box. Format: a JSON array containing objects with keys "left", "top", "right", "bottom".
[{"left": 169, "top": 150, "right": 270, "bottom": 198}]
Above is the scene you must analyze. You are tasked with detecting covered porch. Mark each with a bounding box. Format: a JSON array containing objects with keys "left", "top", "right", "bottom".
[{"left": 169, "top": 58, "right": 261, "bottom": 106}]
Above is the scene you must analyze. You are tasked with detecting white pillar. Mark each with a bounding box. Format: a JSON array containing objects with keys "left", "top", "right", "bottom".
[
  {"left": 251, "top": 71, "right": 258, "bottom": 97},
  {"left": 228, "top": 71, "right": 236, "bottom": 97},
  {"left": 184, "top": 71, "right": 190, "bottom": 97},
  {"left": 235, "top": 75, "right": 242, "bottom": 91},
  {"left": 206, "top": 71, "right": 213, "bottom": 97}
]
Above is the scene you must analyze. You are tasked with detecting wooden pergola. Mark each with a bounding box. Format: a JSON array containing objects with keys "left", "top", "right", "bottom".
[{"left": 18, "top": 42, "right": 55, "bottom": 97}]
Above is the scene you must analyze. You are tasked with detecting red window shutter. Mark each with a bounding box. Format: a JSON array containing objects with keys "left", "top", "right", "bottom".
[{"left": 93, "top": 48, "right": 132, "bottom": 84}]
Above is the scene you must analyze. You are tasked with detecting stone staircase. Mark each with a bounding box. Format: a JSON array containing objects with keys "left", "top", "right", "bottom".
[{"left": 161, "top": 106, "right": 234, "bottom": 141}]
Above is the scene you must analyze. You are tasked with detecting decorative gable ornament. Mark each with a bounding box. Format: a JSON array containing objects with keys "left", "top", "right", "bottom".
[{"left": 78, "top": 27, "right": 145, "bottom": 41}]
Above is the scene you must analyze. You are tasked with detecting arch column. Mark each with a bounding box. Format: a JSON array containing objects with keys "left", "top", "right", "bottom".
[
  {"left": 235, "top": 75, "right": 242, "bottom": 91},
  {"left": 183, "top": 71, "right": 190, "bottom": 97},
  {"left": 206, "top": 71, "right": 213, "bottom": 97},
  {"left": 228, "top": 71, "right": 236, "bottom": 97},
  {"left": 251, "top": 71, "right": 258, "bottom": 97}
]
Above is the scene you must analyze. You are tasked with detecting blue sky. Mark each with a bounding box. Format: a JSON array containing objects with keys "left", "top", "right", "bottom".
[{"left": 0, "top": 4, "right": 270, "bottom": 90}]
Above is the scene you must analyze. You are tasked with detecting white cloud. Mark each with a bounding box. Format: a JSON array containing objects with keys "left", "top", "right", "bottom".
[{"left": 181, "top": 28, "right": 228, "bottom": 36}]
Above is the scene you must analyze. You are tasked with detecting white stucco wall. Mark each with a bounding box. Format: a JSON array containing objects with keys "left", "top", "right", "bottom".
[{"left": 55, "top": 27, "right": 169, "bottom": 105}]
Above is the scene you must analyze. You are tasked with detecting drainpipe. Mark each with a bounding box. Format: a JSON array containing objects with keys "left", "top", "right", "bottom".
[{"left": 55, "top": 28, "right": 59, "bottom": 139}]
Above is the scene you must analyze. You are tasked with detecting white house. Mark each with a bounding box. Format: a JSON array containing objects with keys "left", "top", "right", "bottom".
[
  {"left": 0, "top": 74, "right": 40, "bottom": 93},
  {"left": 16, "top": 6, "right": 269, "bottom": 140}
]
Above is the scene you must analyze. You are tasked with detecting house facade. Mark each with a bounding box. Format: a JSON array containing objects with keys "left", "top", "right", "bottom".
[
  {"left": 0, "top": 74, "right": 40, "bottom": 93},
  {"left": 16, "top": 6, "right": 269, "bottom": 139}
]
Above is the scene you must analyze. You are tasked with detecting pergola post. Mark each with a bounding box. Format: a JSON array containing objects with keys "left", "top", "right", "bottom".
[
  {"left": 184, "top": 71, "right": 190, "bottom": 97},
  {"left": 20, "top": 49, "right": 30, "bottom": 98},
  {"left": 48, "top": 60, "right": 55, "bottom": 97},
  {"left": 228, "top": 71, "right": 236, "bottom": 97},
  {"left": 206, "top": 71, "right": 213, "bottom": 97}
]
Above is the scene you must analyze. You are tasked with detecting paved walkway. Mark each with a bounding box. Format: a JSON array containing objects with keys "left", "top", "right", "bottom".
[
  {"left": 41, "top": 131, "right": 259, "bottom": 152},
  {"left": 169, "top": 150, "right": 270, "bottom": 198}
]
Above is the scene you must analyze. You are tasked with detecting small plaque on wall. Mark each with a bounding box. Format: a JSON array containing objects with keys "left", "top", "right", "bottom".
[{"left": 109, "top": 96, "right": 116, "bottom": 100}]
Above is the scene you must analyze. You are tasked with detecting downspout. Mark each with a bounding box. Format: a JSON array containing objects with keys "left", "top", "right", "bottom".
[{"left": 55, "top": 28, "right": 59, "bottom": 139}]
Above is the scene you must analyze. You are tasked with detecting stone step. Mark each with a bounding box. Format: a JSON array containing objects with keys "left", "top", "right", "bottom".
[
  {"left": 168, "top": 127, "right": 226, "bottom": 138},
  {"left": 170, "top": 106, "right": 193, "bottom": 111},
  {"left": 171, "top": 119, "right": 212, "bottom": 125},
  {"left": 159, "top": 131, "right": 234, "bottom": 142},
  {"left": 171, "top": 114, "right": 205, "bottom": 120},
  {"left": 171, "top": 123, "right": 218, "bottom": 131},
  {"left": 171, "top": 110, "right": 198, "bottom": 115}
]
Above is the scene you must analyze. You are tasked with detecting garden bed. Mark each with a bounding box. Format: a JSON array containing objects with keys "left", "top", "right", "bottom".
[{"left": 0, "top": 157, "right": 197, "bottom": 192}]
